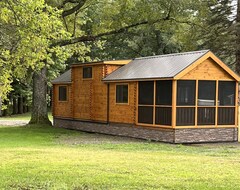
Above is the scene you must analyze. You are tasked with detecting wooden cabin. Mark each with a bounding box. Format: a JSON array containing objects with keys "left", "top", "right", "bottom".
[{"left": 52, "top": 50, "right": 240, "bottom": 143}]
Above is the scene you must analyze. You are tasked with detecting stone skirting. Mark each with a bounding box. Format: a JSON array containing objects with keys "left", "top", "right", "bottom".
[
  {"left": 53, "top": 117, "right": 238, "bottom": 143},
  {"left": 174, "top": 127, "right": 238, "bottom": 143}
]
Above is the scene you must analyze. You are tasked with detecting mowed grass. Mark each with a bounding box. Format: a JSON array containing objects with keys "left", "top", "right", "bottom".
[
  {"left": 0, "top": 124, "right": 240, "bottom": 189},
  {"left": 0, "top": 112, "right": 53, "bottom": 121}
]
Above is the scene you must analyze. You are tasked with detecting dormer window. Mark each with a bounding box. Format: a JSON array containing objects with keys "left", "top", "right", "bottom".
[{"left": 83, "top": 67, "right": 92, "bottom": 79}]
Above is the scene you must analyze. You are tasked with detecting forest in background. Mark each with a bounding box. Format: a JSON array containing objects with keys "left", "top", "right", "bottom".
[{"left": 0, "top": 0, "right": 239, "bottom": 124}]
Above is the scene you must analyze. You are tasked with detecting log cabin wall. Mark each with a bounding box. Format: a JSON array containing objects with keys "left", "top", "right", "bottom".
[
  {"left": 53, "top": 84, "right": 73, "bottom": 118},
  {"left": 109, "top": 82, "right": 137, "bottom": 124},
  {"left": 72, "top": 64, "right": 123, "bottom": 122}
]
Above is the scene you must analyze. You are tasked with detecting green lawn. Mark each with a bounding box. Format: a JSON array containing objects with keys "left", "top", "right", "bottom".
[
  {"left": 0, "top": 124, "right": 240, "bottom": 189},
  {"left": 0, "top": 112, "right": 53, "bottom": 121}
]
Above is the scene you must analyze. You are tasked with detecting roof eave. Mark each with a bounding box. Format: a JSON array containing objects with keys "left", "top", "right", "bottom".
[
  {"left": 102, "top": 77, "right": 174, "bottom": 83},
  {"left": 52, "top": 82, "right": 72, "bottom": 84}
]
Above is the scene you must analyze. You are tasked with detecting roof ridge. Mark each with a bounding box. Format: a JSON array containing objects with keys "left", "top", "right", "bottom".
[{"left": 135, "top": 50, "right": 210, "bottom": 60}]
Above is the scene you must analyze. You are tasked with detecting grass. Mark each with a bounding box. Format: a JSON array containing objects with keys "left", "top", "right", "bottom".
[
  {"left": 0, "top": 112, "right": 53, "bottom": 121},
  {"left": 0, "top": 121, "right": 240, "bottom": 189}
]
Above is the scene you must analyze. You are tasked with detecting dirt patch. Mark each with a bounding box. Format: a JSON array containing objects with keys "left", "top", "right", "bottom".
[
  {"left": 186, "top": 142, "right": 240, "bottom": 148},
  {"left": 0, "top": 120, "right": 28, "bottom": 126},
  {"left": 57, "top": 132, "right": 145, "bottom": 145}
]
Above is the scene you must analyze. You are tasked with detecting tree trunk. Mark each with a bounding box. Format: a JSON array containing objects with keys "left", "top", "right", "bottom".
[
  {"left": 23, "top": 97, "right": 27, "bottom": 113},
  {"left": 0, "top": 97, "right": 2, "bottom": 116},
  {"left": 29, "top": 66, "right": 52, "bottom": 125},
  {"left": 12, "top": 97, "right": 18, "bottom": 114},
  {"left": 236, "top": 0, "right": 240, "bottom": 74},
  {"left": 17, "top": 95, "right": 23, "bottom": 114}
]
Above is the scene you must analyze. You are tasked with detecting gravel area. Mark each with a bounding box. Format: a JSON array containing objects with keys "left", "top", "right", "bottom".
[{"left": 0, "top": 120, "right": 28, "bottom": 126}]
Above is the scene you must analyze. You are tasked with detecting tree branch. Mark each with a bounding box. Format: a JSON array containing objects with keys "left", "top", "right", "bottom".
[
  {"left": 62, "top": 0, "right": 86, "bottom": 17},
  {"left": 52, "top": 17, "right": 170, "bottom": 47}
]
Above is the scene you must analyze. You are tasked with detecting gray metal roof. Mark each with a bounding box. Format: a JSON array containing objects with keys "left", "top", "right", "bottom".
[
  {"left": 103, "top": 50, "right": 210, "bottom": 81},
  {"left": 52, "top": 69, "right": 71, "bottom": 84}
]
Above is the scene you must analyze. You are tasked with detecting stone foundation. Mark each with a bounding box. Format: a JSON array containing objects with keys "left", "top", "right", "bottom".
[
  {"left": 54, "top": 117, "right": 238, "bottom": 143},
  {"left": 175, "top": 128, "right": 238, "bottom": 143}
]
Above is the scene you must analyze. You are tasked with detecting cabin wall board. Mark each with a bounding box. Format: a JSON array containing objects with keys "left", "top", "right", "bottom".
[
  {"left": 109, "top": 82, "right": 137, "bottom": 124},
  {"left": 103, "top": 65, "right": 122, "bottom": 78},
  {"left": 181, "top": 58, "right": 234, "bottom": 80},
  {"left": 53, "top": 84, "right": 72, "bottom": 118},
  {"left": 72, "top": 65, "right": 108, "bottom": 121}
]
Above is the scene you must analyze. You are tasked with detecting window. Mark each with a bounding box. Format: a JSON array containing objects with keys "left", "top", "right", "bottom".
[
  {"left": 177, "top": 81, "right": 195, "bottom": 105},
  {"left": 83, "top": 67, "right": 92, "bottom": 79},
  {"left": 58, "top": 86, "right": 67, "bottom": 101},
  {"left": 197, "top": 81, "right": 216, "bottom": 125},
  {"left": 156, "top": 80, "right": 172, "bottom": 105},
  {"left": 218, "top": 81, "right": 236, "bottom": 125},
  {"left": 138, "top": 81, "right": 154, "bottom": 105},
  {"left": 198, "top": 81, "right": 216, "bottom": 106},
  {"left": 176, "top": 80, "right": 195, "bottom": 126},
  {"left": 116, "top": 84, "right": 128, "bottom": 104},
  {"left": 155, "top": 80, "right": 172, "bottom": 126},
  {"left": 138, "top": 81, "right": 154, "bottom": 124},
  {"left": 218, "top": 81, "right": 235, "bottom": 106}
]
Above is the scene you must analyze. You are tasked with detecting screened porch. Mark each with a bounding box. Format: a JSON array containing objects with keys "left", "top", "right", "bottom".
[{"left": 137, "top": 80, "right": 238, "bottom": 128}]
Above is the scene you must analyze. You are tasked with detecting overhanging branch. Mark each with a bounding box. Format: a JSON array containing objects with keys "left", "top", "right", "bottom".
[
  {"left": 52, "top": 18, "right": 169, "bottom": 47},
  {"left": 62, "top": 0, "right": 86, "bottom": 17}
]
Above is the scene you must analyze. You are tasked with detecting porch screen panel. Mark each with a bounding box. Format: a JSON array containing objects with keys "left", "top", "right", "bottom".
[
  {"left": 198, "top": 81, "right": 216, "bottom": 106},
  {"left": 177, "top": 81, "right": 196, "bottom": 105},
  {"left": 218, "top": 81, "right": 235, "bottom": 125},
  {"left": 156, "top": 80, "right": 172, "bottom": 105},
  {"left": 155, "top": 107, "right": 172, "bottom": 125},
  {"left": 176, "top": 108, "right": 195, "bottom": 126},
  {"left": 218, "top": 107, "right": 235, "bottom": 125},
  {"left": 197, "top": 108, "right": 215, "bottom": 125},
  {"left": 138, "top": 81, "right": 154, "bottom": 124},
  {"left": 138, "top": 81, "right": 154, "bottom": 105},
  {"left": 197, "top": 81, "right": 216, "bottom": 125},
  {"left": 176, "top": 80, "right": 195, "bottom": 126},
  {"left": 218, "top": 81, "right": 235, "bottom": 106},
  {"left": 138, "top": 106, "right": 153, "bottom": 124}
]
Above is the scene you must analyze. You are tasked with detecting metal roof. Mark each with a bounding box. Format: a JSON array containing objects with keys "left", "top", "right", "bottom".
[
  {"left": 103, "top": 50, "right": 210, "bottom": 81},
  {"left": 52, "top": 69, "right": 71, "bottom": 84}
]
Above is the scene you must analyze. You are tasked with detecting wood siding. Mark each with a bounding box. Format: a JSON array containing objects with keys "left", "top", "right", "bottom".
[
  {"left": 181, "top": 58, "right": 234, "bottom": 80},
  {"left": 103, "top": 65, "right": 122, "bottom": 78},
  {"left": 72, "top": 65, "right": 106, "bottom": 121},
  {"left": 109, "top": 82, "right": 137, "bottom": 124},
  {"left": 53, "top": 84, "right": 72, "bottom": 118},
  {"left": 71, "top": 64, "right": 122, "bottom": 122}
]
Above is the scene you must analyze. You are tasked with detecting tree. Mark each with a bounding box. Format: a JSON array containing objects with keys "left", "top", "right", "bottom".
[
  {"left": 0, "top": 0, "right": 81, "bottom": 123},
  {"left": 236, "top": 0, "right": 240, "bottom": 74}
]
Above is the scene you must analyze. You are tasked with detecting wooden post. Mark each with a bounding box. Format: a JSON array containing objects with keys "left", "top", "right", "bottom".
[
  {"left": 215, "top": 80, "right": 219, "bottom": 127},
  {"left": 235, "top": 82, "right": 239, "bottom": 142},
  {"left": 235, "top": 82, "right": 239, "bottom": 127},
  {"left": 135, "top": 82, "right": 139, "bottom": 125},
  {"left": 195, "top": 80, "right": 198, "bottom": 127},
  {"left": 172, "top": 80, "right": 177, "bottom": 128},
  {"left": 153, "top": 81, "right": 156, "bottom": 125}
]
